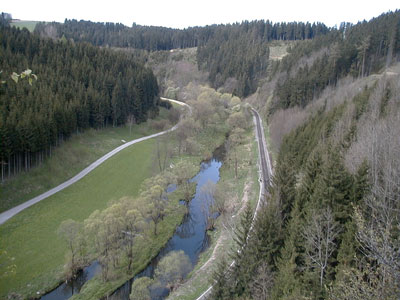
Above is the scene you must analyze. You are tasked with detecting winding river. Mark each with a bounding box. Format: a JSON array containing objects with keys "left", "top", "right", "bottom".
[{"left": 42, "top": 146, "right": 224, "bottom": 300}]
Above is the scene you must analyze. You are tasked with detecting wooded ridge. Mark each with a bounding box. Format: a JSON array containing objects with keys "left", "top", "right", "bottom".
[{"left": 0, "top": 25, "right": 159, "bottom": 181}]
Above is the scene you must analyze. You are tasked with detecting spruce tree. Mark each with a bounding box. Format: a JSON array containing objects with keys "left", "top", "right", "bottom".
[
  {"left": 210, "top": 257, "right": 232, "bottom": 300},
  {"left": 230, "top": 203, "right": 254, "bottom": 297}
]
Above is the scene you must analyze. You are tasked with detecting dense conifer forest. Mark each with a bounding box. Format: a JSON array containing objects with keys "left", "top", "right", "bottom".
[
  {"left": 35, "top": 20, "right": 330, "bottom": 97},
  {"left": 0, "top": 25, "right": 159, "bottom": 180},
  {"left": 273, "top": 11, "right": 400, "bottom": 111},
  {"left": 210, "top": 10, "right": 400, "bottom": 300}
]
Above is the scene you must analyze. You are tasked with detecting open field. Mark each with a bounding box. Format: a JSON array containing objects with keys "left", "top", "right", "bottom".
[
  {"left": 10, "top": 20, "right": 40, "bottom": 32},
  {"left": 0, "top": 107, "right": 181, "bottom": 298},
  {"left": 0, "top": 107, "right": 171, "bottom": 212},
  {"left": 72, "top": 185, "right": 190, "bottom": 300},
  {"left": 268, "top": 40, "right": 295, "bottom": 61},
  {"left": 0, "top": 139, "right": 156, "bottom": 298}
]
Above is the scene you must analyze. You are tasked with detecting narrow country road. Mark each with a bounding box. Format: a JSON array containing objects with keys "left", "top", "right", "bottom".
[
  {"left": 0, "top": 98, "right": 190, "bottom": 225},
  {"left": 195, "top": 106, "right": 273, "bottom": 300}
]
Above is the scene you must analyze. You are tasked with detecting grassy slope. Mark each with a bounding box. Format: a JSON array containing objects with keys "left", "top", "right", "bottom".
[
  {"left": 10, "top": 21, "right": 39, "bottom": 32},
  {"left": 268, "top": 41, "right": 293, "bottom": 61},
  {"left": 11, "top": 21, "right": 39, "bottom": 32},
  {"left": 0, "top": 108, "right": 177, "bottom": 298},
  {"left": 0, "top": 139, "right": 155, "bottom": 298},
  {"left": 0, "top": 108, "right": 170, "bottom": 212},
  {"left": 71, "top": 125, "right": 229, "bottom": 299}
]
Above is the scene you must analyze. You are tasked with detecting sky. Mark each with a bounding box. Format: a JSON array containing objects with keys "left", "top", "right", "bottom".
[{"left": 3, "top": 0, "right": 399, "bottom": 29}]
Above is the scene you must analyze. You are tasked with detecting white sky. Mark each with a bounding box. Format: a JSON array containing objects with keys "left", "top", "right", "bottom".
[{"left": 3, "top": 0, "right": 399, "bottom": 29}]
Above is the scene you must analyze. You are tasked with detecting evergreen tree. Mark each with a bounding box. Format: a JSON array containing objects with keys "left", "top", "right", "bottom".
[
  {"left": 229, "top": 204, "right": 254, "bottom": 297},
  {"left": 210, "top": 257, "right": 232, "bottom": 300}
]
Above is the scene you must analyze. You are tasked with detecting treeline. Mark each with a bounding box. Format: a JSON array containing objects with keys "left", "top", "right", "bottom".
[
  {"left": 209, "top": 11, "right": 400, "bottom": 300},
  {"left": 197, "top": 27, "right": 270, "bottom": 97},
  {"left": 196, "top": 21, "right": 329, "bottom": 97},
  {"left": 34, "top": 19, "right": 329, "bottom": 53},
  {"left": 0, "top": 26, "right": 159, "bottom": 181},
  {"left": 273, "top": 10, "right": 400, "bottom": 110},
  {"left": 34, "top": 20, "right": 214, "bottom": 51},
  {"left": 34, "top": 19, "right": 330, "bottom": 98},
  {"left": 212, "top": 75, "right": 400, "bottom": 299}
]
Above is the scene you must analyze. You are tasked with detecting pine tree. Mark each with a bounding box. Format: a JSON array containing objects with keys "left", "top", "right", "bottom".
[
  {"left": 210, "top": 257, "right": 232, "bottom": 300},
  {"left": 352, "top": 159, "right": 370, "bottom": 204},
  {"left": 272, "top": 152, "right": 297, "bottom": 221},
  {"left": 296, "top": 149, "right": 323, "bottom": 213},
  {"left": 311, "top": 148, "right": 353, "bottom": 223},
  {"left": 272, "top": 233, "right": 306, "bottom": 299},
  {"left": 250, "top": 201, "right": 283, "bottom": 269},
  {"left": 229, "top": 203, "right": 254, "bottom": 297}
]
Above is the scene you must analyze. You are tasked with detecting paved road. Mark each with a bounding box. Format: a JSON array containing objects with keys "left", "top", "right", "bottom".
[
  {"left": 0, "top": 99, "right": 190, "bottom": 225},
  {"left": 195, "top": 106, "right": 273, "bottom": 300}
]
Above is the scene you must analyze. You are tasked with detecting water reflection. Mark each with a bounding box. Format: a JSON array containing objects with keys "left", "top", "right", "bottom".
[
  {"left": 110, "top": 157, "right": 223, "bottom": 300},
  {"left": 42, "top": 148, "right": 223, "bottom": 300}
]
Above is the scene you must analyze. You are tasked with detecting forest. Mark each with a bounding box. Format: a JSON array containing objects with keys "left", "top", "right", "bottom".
[
  {"left": 273, "top": 11, "right": 400, "bottom": 111},
  {"left": 35, "top": 19, "right": 330, "bottom": 97},
  {"left": 0, "top": 25, "right": 159, "bottom": 180},
  {"left": 1, "top": 8, "right": 400, "bottom": 300},
  {"left": 210, "top": 10, "right": 400, "bottom": 300}
]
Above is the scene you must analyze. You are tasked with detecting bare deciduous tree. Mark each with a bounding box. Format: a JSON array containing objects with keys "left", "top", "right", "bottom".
[
  {"left": 130, "top": 276, "right": 153, "bottom": 300},
  {"left": 155, "top": 134, "right": 172, "bottom": 172},
  {"left": 200, "top": 181, "right": 218, "bottom": 231},
  {"left": 302, "top": 207, "right": 341, "bottom": 287},
  {"left": 269, "top": 107, "right": 308, "bottom": 151},
  {"left": 328, "top": 263, "right": 390, "bottom": 300},
  {"left": 250, "top": 262, "right": 274, "bottom": 300},
  {"left": 172, "top": 160, "right": 196, "bottom": 202},
  {"left": 57, "top": 219, "right": 85, "bottom": 280}
]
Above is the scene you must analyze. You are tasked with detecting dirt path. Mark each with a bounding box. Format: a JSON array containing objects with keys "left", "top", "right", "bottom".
[
  {"left": 0, "top": 99, "right": 190, "bottom": 225},
  {"left": 199, "top": 181, "right": 252, "bottom": 272}
]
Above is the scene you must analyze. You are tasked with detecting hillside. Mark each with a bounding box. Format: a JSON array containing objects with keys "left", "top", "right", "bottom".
[
  {"left": 1, "top": 8, "right": 400, "bottom": 300},
  {"left": 210, "top": 10, "right": 400, "bottom": 300},
  {"left": 0, "top": 25, "right": 159, "bottom": 184}
]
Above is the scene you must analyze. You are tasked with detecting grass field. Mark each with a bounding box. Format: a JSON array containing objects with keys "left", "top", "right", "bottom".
[
  {"left": 10, "top": 20, "right": 40, "bottom": 32},
  {"left": 0, "top": 107, "right": 179, "bottom": 298},
  {"left": 71, "top": 185, "right": 191, "bottom": 300},
  {"left": 0, "top": 107, "right": 171, "bottom": 212},
  {"left": 0, "top": 139, "right": 156, "bottom": 298}
]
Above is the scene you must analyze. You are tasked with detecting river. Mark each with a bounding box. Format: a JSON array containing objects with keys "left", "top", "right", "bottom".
[{"left": 42, "top": 147, "right": 224, "bottom": 300}]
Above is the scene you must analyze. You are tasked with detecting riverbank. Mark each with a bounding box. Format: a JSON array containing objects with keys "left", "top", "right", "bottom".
[
  {"left": 0, "top": 107, "right": 181, "bottom": 299},
  {"left": 167, "top": 115, "right": 260, "bottom": 300},
  {"left": 69, "top": 129, "right": 228, "bottom": 300}
]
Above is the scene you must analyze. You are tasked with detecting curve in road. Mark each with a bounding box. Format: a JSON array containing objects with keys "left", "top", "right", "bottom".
[{"left": 0, "top": 98, "right": 190, "bottom": 225}]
